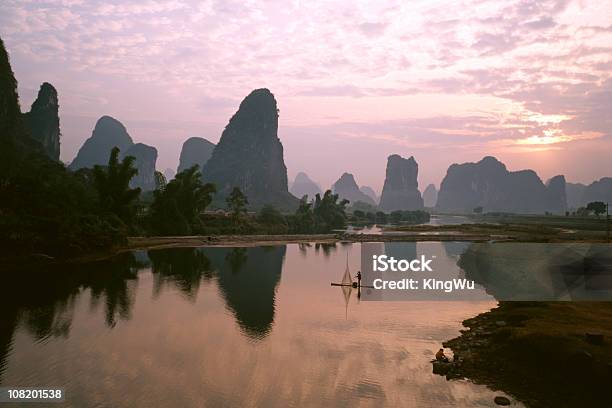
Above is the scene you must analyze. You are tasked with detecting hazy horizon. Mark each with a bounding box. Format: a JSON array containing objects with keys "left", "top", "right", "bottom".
[{"left": 2, "top": 0, "right": 611, "bottom": 193}]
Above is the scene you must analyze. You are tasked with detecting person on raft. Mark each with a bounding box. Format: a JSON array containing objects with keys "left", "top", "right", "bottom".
[
  {"left": 435, "top": 348, "right": 449, "bottom": 363},
  {"left": 356, "top": 271, "right": 362, "bottom": 287}
]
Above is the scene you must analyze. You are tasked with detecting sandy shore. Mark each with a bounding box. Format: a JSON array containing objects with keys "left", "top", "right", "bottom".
[{"left": 124, "top": 231, "right": 501, "bottom": 251}]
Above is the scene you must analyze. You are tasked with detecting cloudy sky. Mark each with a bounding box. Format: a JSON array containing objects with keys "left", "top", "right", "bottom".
[{"left": 1, "top": 0, "right": 611, "bottom": 192}]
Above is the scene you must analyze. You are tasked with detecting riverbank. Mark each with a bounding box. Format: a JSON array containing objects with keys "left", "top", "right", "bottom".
[
  {"left": 125, "top": 217, "right": 610, "bottom": 250},
  {"left": 436, "top": 302, "right": 612, "bottom": 407},
  {"left": 385, "top": 221, "right": 610, "bottom": 242},
  {"left": 124, "top": 231, "right": 501, "bottom": 251},
  {"left": 3, "top": 218, "right": 608, "bottom": 270}
]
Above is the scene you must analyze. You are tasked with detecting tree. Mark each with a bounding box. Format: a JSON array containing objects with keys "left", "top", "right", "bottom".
[
  {"left": 473, "top": 206, "right": 483, "bottom": 214},
  {"left": 258, "top": 204, "right": 285, "bottom": 225},
  {"left": 375, "top": 211, "right": 388, "bottom": 224},
  {"left": 227, "top": 187, "right": 248, "bottom": 218},
  {"left": 366, "top": 212, "right": 376, "bottom": 223},
  {"left": 390, "top": 210, "right": 403, "bottom": 224},
  {"left": 292, "top": 197, "right": 316, "bottom": 233},
  {"left": 350, "top": 200, "right": 377, "bottom": 214},
  {"left": 353, "top": 210, "right": 366, "bottom": 219},
  {"left": 154, "top": 170, "right": 167, "bottom": 192},
  {"left": 149, "top": 165, "right": 216, "bottom": 234},
  {"left": 586, "top": 201, "right": 606, "bottom": 218},
  {"left": 576, "top": 207, "right": 589, "bottom": 217},
  {"left": 0, "top": 37, "right": 126, "bottom": 257},
  {"left": 92, "top": 147, "right": 141, "bottom": 226},
  {"left": 313, "top": 190, "right": 349, "bottom": 230}
]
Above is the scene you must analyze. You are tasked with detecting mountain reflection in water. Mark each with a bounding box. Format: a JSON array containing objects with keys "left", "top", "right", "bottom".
[
  {"left": 1, "top": 243, "right": 520, "bottom": 407},
  {"left": 458, "top": 243, "right": 612, "bottom": 301}
]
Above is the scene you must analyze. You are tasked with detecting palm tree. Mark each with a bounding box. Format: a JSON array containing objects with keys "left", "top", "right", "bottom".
[
  {"left": 92, "top": 147, "right": 141, "bottom": 224},
  {"left": 149, "top": 165, "right": 216, "bottom": 234},
  {"left": 313, "top": 190, "right": 349, "bottom": 230},
  {"left": 169, "top": 165, "right": 216, "bottom": 222}
]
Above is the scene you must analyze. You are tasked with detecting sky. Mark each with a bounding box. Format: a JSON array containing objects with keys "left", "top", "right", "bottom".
[{"left": 1, "top": 0, "right": 611, "bottom": 194}]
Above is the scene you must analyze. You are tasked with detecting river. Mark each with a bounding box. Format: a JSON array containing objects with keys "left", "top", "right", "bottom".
[{"left": 0, "top": 242, "right": 519, "bottom": 407}]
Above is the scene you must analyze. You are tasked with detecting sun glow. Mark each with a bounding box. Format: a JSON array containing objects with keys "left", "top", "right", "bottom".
[
  {"left": 515, "top": 130, "right": 603, "bottom": 146},
  {"left": 516, "top": 135, "right": 572, "bottom": 145}
]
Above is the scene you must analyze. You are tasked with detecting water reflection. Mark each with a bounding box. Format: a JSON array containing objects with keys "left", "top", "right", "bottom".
[
  {"left": 0, "top": 253, "right": 143, "bottom": 383},
  {"left": 384, "top": 242, "right": 417, "bottom": 262},
  {"left": 206, "top": 246, "right": 285, "bottom": 339},
  {"left": 149, "top": 248, "right": 213, "bottom": 300},
  {"left": 458, "top": 243, "right": 612, "bottom": 300},
  {"left": 0, "top": 305, "right": 16, "bottom": 383},
  {"left": 224, "top": 247, "right": 248, "bottom": 273},
  {"left": 442, "top": 241, "right": 470, "bottom": 259},
  {"left": 148, "top": 246, "right": 285, "bottom": 338},
  {"left": 0, "top": 243, "right": 520, "bottom": 407},
  {"left": 314, "top": 242, "right": 337, "bottom": 257},
  {"left": 0, "top": 253, "right": 142, "bottom": 340},
  {"left": 86, "top": 255, "right": 140, "bottom": 328}
]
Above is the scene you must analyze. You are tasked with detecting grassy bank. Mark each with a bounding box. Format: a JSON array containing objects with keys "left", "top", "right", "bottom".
[
  {"left": 439, "top": 302, "right": 612, "bottom": 407},
  {"left": 386, "top": 220, "right": 610, "bottom": 242}
]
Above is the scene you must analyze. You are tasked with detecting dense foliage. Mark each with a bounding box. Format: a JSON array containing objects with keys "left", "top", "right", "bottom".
[
  {"left": 148, "top": 165, "right": 216, "bottom": 235},
  {"left": 0, "top": 148, "right": 127, "bottom": 257},
  {"left": 1, "top": 38, "right": 126, "bottom": 259},
  {"left": 586, "top": 201, "right": 606, "bottom": 217},
  {"left": 226, "top": 187, "right": 248, "bottom": 218},
  {"left": 92, "top": 147, "right": 141, "bottom": 226}
]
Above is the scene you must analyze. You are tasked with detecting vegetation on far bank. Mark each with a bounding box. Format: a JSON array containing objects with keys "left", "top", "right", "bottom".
[{"left": 387, "top": 217, "right": 610, "bottom": 242}]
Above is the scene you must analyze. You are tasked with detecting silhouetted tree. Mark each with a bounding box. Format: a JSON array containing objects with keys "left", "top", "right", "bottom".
[
  {"left": 375, "top": 211, "right": 388, "bottom": 224},
  {"left": 313, "top": 190, "right": 349, "bottom": 230},
  {"left": 149, "top": 165, "right": 216, "bottom": 234},
  {"left": 0, "top": 37, "right": 125, "bottom": 257},
  {"left": 390, "top": 210, "right": 403, "bottom": 224},
  {"left": 92, "top": 147, "right": 141, "bottom": 225},
  {"left": 258, "top": 204, "right": 285, "bottom": 225},
  {"left": 227, "top": 187, "right": 248, "bottom": 218},
  {"left": 291, "top": 196, "right": 316, "bottom": 233},
  {"left": 576, "top": 207, "right": 589, "bottom": 217},
  {"left": 586, "top": 201, "right": 606, "bottom": 217},
  {"left": 154, "top": 170, "right": 167, "bottom": 192}
]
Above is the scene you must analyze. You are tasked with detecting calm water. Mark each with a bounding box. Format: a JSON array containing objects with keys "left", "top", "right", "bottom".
[
  {"left": 345, "top": 215, "right": 476, "bottom": 235},
  {"left": 0, "top": 243, "right": 519, "bottom": 407}
]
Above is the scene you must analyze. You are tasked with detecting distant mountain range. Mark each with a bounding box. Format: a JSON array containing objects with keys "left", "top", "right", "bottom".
[
  {"left": 69, "top": 116, "right": 158, "bottom": 191},
  {"left": 290, "top": 172, "right": 321, "bottom": 200},
  {"left": 29, "top": 84, "right": 610, "bottom": 213},
  {"left": 422, "top": 184, "right": 438, "bottom": 208},
  {"left": 436, "top": 156, "right": 567, "bottom": 214},
  {"left": 566, "top": 178, "right": 612, "bottom": 209},
  {"left": 202, "top": 89, "right": 298, "bottom": 210},
  {"left": 360, "top": 185, "right": 379, "bottom": 204},
  {"left": 379, "top": 154, "right": 424, "bottom": 211},
  {"left": 177, "top": 137, "right": 215, "bottom": 174},
  {"left": 22, "top": 82, "right": 60, "bottom": 161},
  {"left": 332, "top": 173, "right": 376, "bottom": 206}
]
